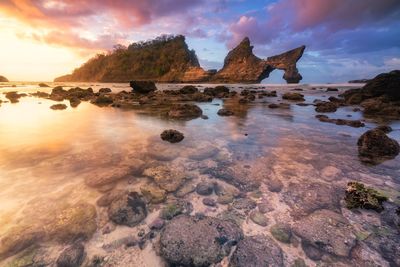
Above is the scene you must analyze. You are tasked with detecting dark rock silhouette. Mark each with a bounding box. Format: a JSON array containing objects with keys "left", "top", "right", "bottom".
[{"left": 0, "top": 75, "right": 8, "bottom": 82}]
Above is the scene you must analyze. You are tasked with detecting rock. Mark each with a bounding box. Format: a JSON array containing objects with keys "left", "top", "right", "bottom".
[
  {"left": 232, "top": 198, "right": 257, "bottom": 211},
  {"left": 293, "top": 209, "right": 357, "bottom": 257},
  {"left": 5, "top": 91, "right": 27, "bottom": 103},
  {"left": 143, "top": 165, "right": 187, "bottom": 192},
  {"left": 291, "top": 258, "right": 308, "bottom": 267},
  {"left": 160, "top": 201, "right": 192, "bottom": 220},
  {"left": 202, "top": 198, "right": 217, "bottom": 207},
  {"left": 140, "top": 185, "right": 167, "bottom": 204},
  {"left": 362, "top": 70, "right": 400, "bottom": 100},
  {"left": 217, "top": 108, "right": 234, "bottom": 116},
  {"left": 344, "top": 181, "right": 388, "bottom": 212},
  {"left": 96, "top": 190, "right": 125, "bottom": 207},
  {"left": 195, "top": 181, "right": 214, "bottom": 196},
  {"left": 129, "top": 81, "right": 157, "bottom": 94},
  {"left": 91, "top": 95, "right": 113, "bottom": 106},
  {"left": 249, "top": 211, "right": 268, "bottom": 226},
  {"left": 84, "top": 165, "right": 142, "bottom": 187},
  {"left": 282, "top": 92, "right": 304, "bottom": 101},
  {"left": 230, "top": 235, "right": 284, "bottom": 267},
  {"left": 108, "top": 192, "right": 147, "bottom": 227},
  {"left": 270, "top": 224, "right": 292, "bottom": 243},
  {"left": 149, "top": 218, "right": 165, "bottom": 230},
  {"left": 316, "top": 114, "right": 365, "bottom": 128},
  {"left": 203, "top": 85, "right": 230, "bottom": 96},
  {"left": 268, "top": 103, "right": 279, "bottom": 109},
  {"left": 160, "top": 215, "right": 242, "bottom": 266},
  {"left": 167, "top": 104, "right": 203, "bottom": 120},
  {"left": 326, "top": 87, "right": 339, "bottom": 92},
  {"left": 301, "top": 240, "right": 323, "bottom": 260},
  {"left": 48, "top": 202, "right": 97, "bottom": 242},
  {"left": 160, "top": 129, "right": 184, "bottom": 143},
  {"left": 50, "top": 104, "right": 68, "bottom": 110},
  {"left": 56, "top": 243, "right": 85, "bottom": 267},
  {"left": 357, "top": 128, "right": 400, "bottom": 162},
  {"left": 69, "top": 97, "right": 81, "bottom": 108},
  {"left": 99, "top": 88, "right": 112, "bottom": 93},
  {"left": 179, "top": 85, "right": 198, "bottom": 94},
  {"left": 315, "top": 101, "right": 338, "bottom": 113},
  {"left": 211, "top": 37, "right": 305, "bottom": 84},
  {"left": 375, "top": 125, "right": 392, "bottom": 133},
  {"left": 265, "top": 178, "right": 283, "bottom": 192},
  {"left": 175, "top": 181, "right": 196, "bottom": 198},
  {"left": 38, "top": 83, "right": 50, "bottom": 87},
  {"left": 0, "top": 75, "right": 9, "bottom": 82}
]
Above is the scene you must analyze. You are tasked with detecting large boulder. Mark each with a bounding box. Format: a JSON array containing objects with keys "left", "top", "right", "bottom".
[
  {"left": 129, "top": 81, "right": 157, "bottom": 94},
  {"left": 293, "top": 209, "right": 357, "bottom": 257},
  {"left": 230, "top": 235, "right": 284, "bottom": 267},
  {"left": 107, "top": 192, "right": 147, "bottom": 227},
  {"left": 357, "top": 128, "right": 400, "bottom": 162},
  {"left": 362, "top": 70, "right": 400, "bottom": 100},
  {"left": 160, "top": 215, "right": 242, "bottom": 266}
]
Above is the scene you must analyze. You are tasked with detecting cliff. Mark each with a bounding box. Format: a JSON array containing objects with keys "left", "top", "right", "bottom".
[
  {"left": 0, "top": 75, "right": 9, "bottom": 82},
  {"left": 54, "top": 35, "right": 305, "bottom": 84}
]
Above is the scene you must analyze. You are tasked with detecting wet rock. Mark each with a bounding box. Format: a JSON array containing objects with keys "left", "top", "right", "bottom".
[
  {"left": 102, "top": 236, "right": 137, "bottom": 252},
  {"left": 160, "top": 215, "right": 242, "bottom": 267},
  {"left": 96, "top": 190, "right": 125, "bottom": 207},
  {"left": 232, "top": 198, "right": 256, "bottom": 211},
  {"left": 140, "top": 184, "right": 167, "bottom": 204},
  {"left": 167, "top": 104, "right": 203, "bottom": 120},
  {"left": 301, "top": 240, "right": 323, "bottom": 260},
  {"left": 362, "top": 70, "right": 400, "bottom": 100},
  {"left": 3, "top": 247, "right": 46, "bottom": 267},
  {"left": 249, "top": 211, "right": 268, "bottom": 226},
  {"left": 69, "top": 97, "right": 81, "bottom": 108},
  {"left": 315, "top": 101, "right": 338, "bottom": 113},
  {"left": 160, "top": 129, "right": 184, "bottom": 143},
  {"left": 85, "top": 165, "right": 143, "bottom": 187},
  {"left": 357, "top": 128, "right": 400, "bottom": 162},
  {"left": 204, "top": 86, "right": 229, "bottom": 96},
  {"left": 202, "top": 198, "right": 217, "bottom": 207},
  {"left": 316, "top": 115, "right": 365, "bottom": 128},
  {"left": 326, "top": 87, "right": 339, "bottom": 92},
  {"left": 270, "top": 224, "right": 292, "bottom": 244},
  {"left": 265, "top": 178, "right": 283, "bottom": 192},
  {"left": 268, "top": 103, "right": 279, "bottom": 109},
  {"left": 282, "top": 92, "right": 304, "bottom": 101},
  {"left": 293, "top": 209, "right": 357, "bottom": 257},
  {"left": 56, "top": 243, "right": 85, "bottom": 267},
  {"left": 143, "top": 165, "right": 187, "bottom": 192},
  {"left": 344, "top": 181, "right": 388, "bottom": 212},
  {"left": 129, "top": 81, "right": 157, "bottom": 94},
  {"left": 108, "top": 192, "right": 147, "bottom": 227},
  {"left": 91, "top": 95, "right": 113, "bottom": 106},
  {"left": 196, "top": 181, "right": 214, "bottom": 196},
  {"left": 50, "top": 104, "right": 68, "bottom": 110},
  {"left": 186, "top": 143, "right": 219, "bottom": 160},
  {"left": 160, "top": 201, "right": 193, "bottom": 220},
  {"left": 258, "top": 200, "right": 274, "bottom": 213},
  {"left": 179, "top": 85, "right": 198, "bottom": 94},
  {"left": 375, "top": 125, "right": 392, "bottom": 133},
  {"left": 217, "top": 108, "right": 234, "bottom": 116},
  {"left": 282, "top": 182, "right": 342, "bottom": 218},
  {"left": 48, "top": 202, "right": 97, "bottom": 242},
  {"left": 175, "top": 181, "right": 196, "bottom": 198},
  {"left": 217, "top": 209, "right": 246, "bottom": 226},
  {"left": 99, "top": 88, "right": 112, "bottom": 94},
  {"left": 149, "top": 218, "right": 165, "bottom": 230},
  {"left": 230, "top": 235, "right": 284, "bottom": 267}
]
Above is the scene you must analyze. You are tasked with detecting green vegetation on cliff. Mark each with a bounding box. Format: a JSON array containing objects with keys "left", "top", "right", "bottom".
[{"left": 55, "top": 35, "right": 200, "bottom": 82}]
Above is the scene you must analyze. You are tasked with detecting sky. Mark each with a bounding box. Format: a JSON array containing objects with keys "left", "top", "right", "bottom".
[{"left": 0, "top": 0, "right": 399, "bottom": 83}]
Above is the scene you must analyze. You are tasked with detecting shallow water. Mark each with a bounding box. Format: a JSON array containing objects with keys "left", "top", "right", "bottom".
[{"left": 0, "top": 82, "right": 399, "bottom": 266}]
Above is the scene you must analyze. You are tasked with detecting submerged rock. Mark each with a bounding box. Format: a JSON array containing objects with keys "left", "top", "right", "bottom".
[
  {"left": 160, "top": 129, "right": 184, "bottom": 143},
  {"left": 316, "top": 114, "right": 365, "bottom": 128},
  {"left": 167, "top": 104, "right": 203, "bottom": 120},
  {"left": 195, "top": 181, "right": 215, "bottom": 196},
  {"left": 129, "top": 81, "right": 157, "bottom": 94},
  {"left": 160, "top": 201, "right": 193, "bottom": 220},
  {"left": 249, "top": 211, "right": 268, "bottom": 226},
  {"left": 99, "top": 88, "right": 112, "bottom": 94},
  {"left": 357, "top": 128, "right": 400, "bottom": 162},
  {"left": 293, "top": 209, "right": 357, "bottom": 257},
  {"left": 160, "top": 215, "right": 242, "bottom": 267},
  {"left": 203, "top": 85, "right": 229, "bottom": 96},
  {"left": 56, "top": 243, "right": 85, "bottom": 267},
  {"left": 50, "top": 104, "right": 68, "bottom": 110},
  {"left": 91, "top": 95, "right": 113, "bottom": 106},
  {"left": 140, "top": 184, "right": 167, "bottom": 204},
  {"left": 230, "top": 235, "right": 284, "bottom": 267},
  {"left": 143, "top": 165, "right": 187, "bottom": 192},
  {"left": 217, "top": 108, "right": 234, "bottom": 116},
  {"left": 108, "top": 192, "right": 147, "bottom": 227},
  {"left": 282, "top": 92, "right": 304, "bottom": 101},
  {"left": 344, "top": 181, "right": 388, "bottom": 212},
  {"left": 270, "top": 224, "right": 292, "bottom": 244}
]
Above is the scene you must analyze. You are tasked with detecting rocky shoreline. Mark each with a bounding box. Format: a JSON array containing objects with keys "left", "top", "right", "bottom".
[{"left": 0, "top": 71, "right": 399, "bottom": 266}]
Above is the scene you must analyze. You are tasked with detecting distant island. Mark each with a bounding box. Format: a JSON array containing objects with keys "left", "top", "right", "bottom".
[
  {"left": 0, "top": 75, "right": 9, "bottom": 82},
  {"left": 54, "top": 35, "right": 305, "bottom": 84}
]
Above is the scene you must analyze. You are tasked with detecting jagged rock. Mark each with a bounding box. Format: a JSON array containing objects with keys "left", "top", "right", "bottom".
[
  {"left": 0, "top": 75, "right": 8, "bottom": 82},
  {"left": 230, "top": 235, "right": 284, "bottom": 267},
  {"left": 160, "top": 129, "right": 184, "bottom": 143},
  {"left": 129, "top": 81, "right": 157, "bottom": 94},
  {"left": 160, "top": 215, "right": 242, "bottom": 266},
  {"left": 357, "top": 128, "right": 400, "bottom": 162},
  {"left": 50, "top": 104, "right": 68, "bottom": 110},
  {"left": 293, "top": 209, "right": 357, "bottom": 257},
  {"left": 344, "top": 182, "right": 388, "bottom": 211},
  {"left": 108, "top": 192, "right": 147, "bottom": 227},
  {"left": 56, "top": 243, "right": 85, "bottom": 267},
  {"left": 167, "top": 104, "right": 203, "bottom": 120}
]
